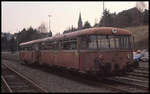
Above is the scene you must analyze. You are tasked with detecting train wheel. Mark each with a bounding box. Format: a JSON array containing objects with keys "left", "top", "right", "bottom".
[
  {"left": 104, "top": 63, "right": 111, "bottom": 76},
  {"left": 114, "top": 64, "right": 120, "bottom": 75},
  {"left": 38, "top": 62, "right": 43, "bottom": 65},
  {"left": 134, "top": 62, "right": 139, "bottom": 68},
  {"left": 127, "top": 66, "right": 134, "bottom": 72},
  {"left": 24, "top": 60, "right": 29, "bottom": 65},
  {"left": 133, "top": 60, "right": 139, "bottom": 68},
  {"left": 20, "top": 61, "right": 26, "bottom": 65}
]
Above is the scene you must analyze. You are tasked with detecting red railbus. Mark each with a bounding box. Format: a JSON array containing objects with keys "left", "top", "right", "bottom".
[{"left": 19, "top": 27, "right": 135, "bottom": 76}]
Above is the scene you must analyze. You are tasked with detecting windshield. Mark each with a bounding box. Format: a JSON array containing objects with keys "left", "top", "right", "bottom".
[{"left": 88, "top": 35, "right": 131, "bottom": 50}]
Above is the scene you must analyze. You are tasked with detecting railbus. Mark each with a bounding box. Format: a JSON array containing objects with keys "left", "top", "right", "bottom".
[{"left": 19, "top": 27, "right": 135, "bottom": 76}]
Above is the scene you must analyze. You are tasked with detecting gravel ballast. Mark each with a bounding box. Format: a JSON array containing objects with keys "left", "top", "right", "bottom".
[{"left": 2, "top": 59, "right": 114, "bottom": 92}]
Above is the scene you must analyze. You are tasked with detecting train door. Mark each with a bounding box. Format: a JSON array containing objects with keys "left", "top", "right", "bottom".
[
  {"left": 32, "top": 43, "right": 40, "bottom": 63},
  {"left": 78, "top": 35, "right": 93, "bottom": 73}
]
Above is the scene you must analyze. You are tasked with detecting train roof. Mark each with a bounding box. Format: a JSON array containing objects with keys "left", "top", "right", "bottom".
[{"left": 19, "top": 27, "right": 131, "bottom": 46}]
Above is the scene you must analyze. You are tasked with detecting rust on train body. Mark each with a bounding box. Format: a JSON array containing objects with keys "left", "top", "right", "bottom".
[{"left": 19, "top": 27, "right": 134, "bottom": 76}]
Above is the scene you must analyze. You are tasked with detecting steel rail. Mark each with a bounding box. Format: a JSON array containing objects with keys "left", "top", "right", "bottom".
[
  {"left": 99, "top": 83, "right": 131, "bottom": 93},
  {"left": 1, "top": 76, "right": 13, "bottom": 93},
  {"left": 103, "top": 78, "right": 148, "bottom": 91},
  {"left": 127, "top": 72, "right": 148, "bottom": 78},
  {"left": 2, "top": 63, "right": 48, "bottom": 93},
  {"left": 136, "top": 67, "right": 149, "bottom": 71}
]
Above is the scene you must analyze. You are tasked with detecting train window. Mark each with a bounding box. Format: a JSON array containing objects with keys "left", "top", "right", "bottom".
[
  {"left": 23, "top": 47, "right": 25, "bottom": 50},
  {"left": 128, "top": 37, "right": 132, "bottom": 49},
  {"left": 109, "top": 36, "right": 120, "bottom": 49},
  {"left": 120, "top": 37, "right": 124, "bottom": 49},
  {"left": 28, "top": 46, "right": 31, "bottom": 50},
  {"left": 89, "top": 35, "right": 110, "bottom": 49},
  {"left": 109, "top": 36, "right": 115, "bottom": 48},
  {"left": 118, "top": 36, "right": 130, "bottom": 49},
  {"left": 32, "top": 44, "right": 39, "bottom": 51},
  {"left": 87, "top": 35, "right": 130, "bottom": 50},
  {"left": 48, "top": 41, "right": 55, "bottom": 49},
  {"left": 58, "top": 40, "right": 63, "bottom": 49},
  {"left": 54, "top": 41, "right": 60, "bottom": 49},
  {"left": 63, "top": 38, "right": 77, "bottom": 50},
  {"left": 123, "top": 37, "right": 126, "bottom": 49},
  {"left": 115, "top": 38, "right": 120, "bottom": 48},
  {"left": 63, "top": 39, "right": 68, "bottom": 49},
  {"left": 39, "top": 42, "right": 44, "bottom": 50},
  {"left": 88, "top": 35, "right": 97, "bottom": 49},
  {"left": 25, "top": 47, "right": 28, "bottom": 51},
  {"left": 97, "top": 36, "right": 101, "bottom": 48},
  {"left": 100, "top": 36, "right": 109, "bottom": 49},
  {"left": 21, "top": 47, "right": 23, "bottom": 50},
  {"left": 42, "top": 41, "right": 54, "bottom": 50},
  {"left": 124, "top": 36, "right": 129, "bottom": 49}
]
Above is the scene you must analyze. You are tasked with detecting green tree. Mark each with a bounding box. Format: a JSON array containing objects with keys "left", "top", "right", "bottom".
[
  {"left": 9, "top": 36, "right": 16, "bottom": 52},
  {"left": 99, "top": 9, "right": 113, "bottom": 27},
  {"left": 1, "top": 33, "right": 8, "bottom": 51},
  {"left": 83, "top": 21, "right": 91, "bottom": 29},
  {"left": 143, "top": 9, "right": 149, "bottom": 25}
]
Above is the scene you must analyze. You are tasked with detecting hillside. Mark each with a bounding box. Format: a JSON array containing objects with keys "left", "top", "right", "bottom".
[{"left": 124, "top": 25, "right": 148, "bottom": 50}]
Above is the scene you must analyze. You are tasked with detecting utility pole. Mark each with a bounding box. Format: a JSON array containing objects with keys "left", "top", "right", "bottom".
[
  {"left": 103, "top": 1, "right": 105, "bottom": 26},
  {"left": 103, "top": 1, "right": 104, "bottom": 13},
  {"left": 16, "top": 35, "right": 18, "bottom": 52},
  {"left": 16, "top": 29, "right": 18, "bottom": 52},
  {"left": 48, "top": 15, "right": 52, "bottom": 32}
]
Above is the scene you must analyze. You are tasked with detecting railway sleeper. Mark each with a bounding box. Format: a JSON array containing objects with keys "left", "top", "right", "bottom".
[
  {"left": 105, "top": 78, "right": 148, "bottom": 90},
  {"left": 127, "top": 72, "right": 149, "bottom": 78},
  {"left": 10, "top": 85, "right": 30, "bottom": 89},
  {"left": 8, "top": 82, "right": 27, "bottom": 86},
  {"left": 13, "top": 88, "right": 38, "bottom": 92},
  {"left": 127, "top": 75, "right": 148, "bottom": 81}
]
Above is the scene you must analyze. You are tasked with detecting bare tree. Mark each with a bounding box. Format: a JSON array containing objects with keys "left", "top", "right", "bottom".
[{"left": 38, "top": 22, "right": 48, "bottom": 33}]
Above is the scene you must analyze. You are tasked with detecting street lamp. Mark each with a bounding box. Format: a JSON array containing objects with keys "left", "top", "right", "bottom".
[
  {"left": 48, "top": 15, "right": 52, "bottom": 32},
  {"left": 103, "top": 1, "right": 104, "bottom": 26}
]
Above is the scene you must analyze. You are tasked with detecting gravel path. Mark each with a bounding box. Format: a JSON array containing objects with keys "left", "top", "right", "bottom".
[{"left": 2, "top": 59, "right": 114, "bottom": 92}]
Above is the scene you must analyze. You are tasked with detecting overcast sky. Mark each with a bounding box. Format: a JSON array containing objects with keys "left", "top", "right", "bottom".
[{"left": 2, "top": 1, "right": 149, "bottom": 35}]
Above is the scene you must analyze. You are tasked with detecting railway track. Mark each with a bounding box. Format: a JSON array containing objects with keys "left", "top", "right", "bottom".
[
  {"left": 21, "top": 63, "right": 148, "bottom": 93},
  {"left": 102, "top": 78, "right": 148, "bottom": 93},
  {"left": 125, "top": 75, "right": 148, "bottom": 81},
  {"left": 1, "top": 76, "right": 12, "bottom": 92},
  {"left": 133, "top": 69, "right": 149, "bottom": 75},
  {"left": 136, "top": 67, "right": 149, "bottom": 71},
  {"left": 127, "top": 71, "right": 149, "bottom": 78},
  {"left": 1, "top": 64, "right": 48, "bottom": 93},
  {"left": 126, "top": 66, "right": 149, "bottom": 78},
  {"left": 103, "top": 76, "right": 148, "bottom": 91}
]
